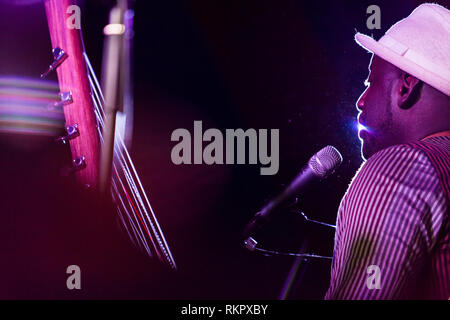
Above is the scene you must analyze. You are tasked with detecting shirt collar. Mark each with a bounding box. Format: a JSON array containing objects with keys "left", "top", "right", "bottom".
[{"left": 421, "top": 130, "right": 450, "bottom": 141}]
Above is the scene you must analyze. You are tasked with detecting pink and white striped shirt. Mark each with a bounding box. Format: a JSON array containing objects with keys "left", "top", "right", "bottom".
[{"left": 325, "top": 136, "right": 450, "bottom": 299}]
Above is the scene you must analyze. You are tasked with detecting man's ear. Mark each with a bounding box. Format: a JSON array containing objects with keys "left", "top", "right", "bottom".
[{"left": 397, "top": 73, "right": 423, "bottom": 109}]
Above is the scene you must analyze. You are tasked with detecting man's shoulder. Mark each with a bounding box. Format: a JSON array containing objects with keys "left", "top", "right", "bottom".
[
  {"left": 367, "top": 137, "right": 450, "bottom": 168},
  {"left": 363, "top": 142, "right": 432, "bottom": 173},
  {"left": 340, "top": 142, "right": 445, "bottom": 219},
  {"left": 350, "top": 143, "right": 438, "bottom": 192}
]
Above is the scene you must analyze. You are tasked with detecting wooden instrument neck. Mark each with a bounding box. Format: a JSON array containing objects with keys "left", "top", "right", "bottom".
[{"left": 44, "top": 0, "right": 100, "bottom": 188}]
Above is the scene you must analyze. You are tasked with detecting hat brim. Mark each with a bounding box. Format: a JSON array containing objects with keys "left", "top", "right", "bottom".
[{"left": 355, "top": 33, "right": 450, "bottom": 96}]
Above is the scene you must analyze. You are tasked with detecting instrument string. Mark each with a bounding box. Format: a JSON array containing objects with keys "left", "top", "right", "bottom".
[
  {"left": 87, "top": 67, "right": 154, "bottom": 257},
  {"left": 84, "top": 53, "right": 176, "bottom": 269},
  {"left": 89, "top": 75, "right": 153, "bottom": 256},
  {"left": 112, "top": 167, "right": 153, "bottom": 255},
  {"left": 91, "top": 90, "right": 150, "bottom": 255}
]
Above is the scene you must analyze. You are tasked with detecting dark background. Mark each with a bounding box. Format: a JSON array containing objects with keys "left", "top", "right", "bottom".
[{"left": 0, "top": 0, "right": 446, "bottom": 299}]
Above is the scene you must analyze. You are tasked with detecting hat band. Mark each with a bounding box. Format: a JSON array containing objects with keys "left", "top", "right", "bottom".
[{"left": 379, "top": 35, "right": 450, "bottom": 82}]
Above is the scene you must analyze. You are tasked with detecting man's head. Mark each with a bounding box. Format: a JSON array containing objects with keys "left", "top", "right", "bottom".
[
  {"left": 353, "top": 3, "right": 450, "bottom": 160},
  {"left": 356, "top": 54, "right": 450, "bottom": 161}
]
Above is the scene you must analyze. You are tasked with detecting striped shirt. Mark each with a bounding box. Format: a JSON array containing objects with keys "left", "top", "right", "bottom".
[{"left": 325, "top": 136, "right": 450, "bottom": 299}]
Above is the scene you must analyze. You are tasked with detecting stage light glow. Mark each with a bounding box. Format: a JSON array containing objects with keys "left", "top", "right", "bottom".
[
  {"left": 103, "top": 23, "right": 125, "bottom": 36},
  {"left": 357, "top": 123, "right": 368, "bottom": 132}
]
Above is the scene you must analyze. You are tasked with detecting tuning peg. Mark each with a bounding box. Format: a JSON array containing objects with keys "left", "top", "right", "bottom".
[
  {"left": 72, "top": 156, "right": 86, "bottom": 171},
  {"left": 56, "top": 124, "right": 79, "bottom": 144},
  {"left": 61, "top": 156, "right": 86, "bottom": 176},
  {"left": 48, "top": 91, "right": 73, "bottom": 110},
  {"left": 41, "top": 47, "right": 68, "bottom": 78}
]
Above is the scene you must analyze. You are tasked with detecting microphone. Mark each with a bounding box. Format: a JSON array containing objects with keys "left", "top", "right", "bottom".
[{"left": 242, "top": 145, "right": 343, "bottom": 237}]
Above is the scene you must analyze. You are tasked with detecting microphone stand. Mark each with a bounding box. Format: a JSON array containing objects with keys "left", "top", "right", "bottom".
[
  {"left": 279, "top": 240, "right": 309, "bottom": 300},
  {"left": 243, "top": 209, "right": 335, "bottom": 299}
]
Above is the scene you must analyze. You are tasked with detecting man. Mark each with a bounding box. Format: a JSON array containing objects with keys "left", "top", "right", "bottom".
[{"left": 325, "top": 3, "right": 450, "bottom": 299}]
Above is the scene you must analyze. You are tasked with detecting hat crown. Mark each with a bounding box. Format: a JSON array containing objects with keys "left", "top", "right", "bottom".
[
  {"left": 382, "top": 4, "right": 450, "bottom": 71},
  {"left": 355, "top": 3, "right": 450, "bottom": 96}
]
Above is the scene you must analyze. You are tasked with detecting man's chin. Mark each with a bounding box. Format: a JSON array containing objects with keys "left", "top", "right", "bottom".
[
  {"left": 360, "top": 137, "right": 376, "bottom": 161},
  {"left": 360, "top": 132, "right": 398, "bottom": 160}
]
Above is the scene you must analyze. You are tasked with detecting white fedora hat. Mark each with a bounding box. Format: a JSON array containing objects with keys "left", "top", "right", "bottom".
[{"left": 355, "top": 3, "right": 450, "bottom": 96}]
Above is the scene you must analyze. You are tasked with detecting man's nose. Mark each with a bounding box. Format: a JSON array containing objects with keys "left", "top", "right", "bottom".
[{"left": 356, "top": 88, "right": 368, "bottom": 112}]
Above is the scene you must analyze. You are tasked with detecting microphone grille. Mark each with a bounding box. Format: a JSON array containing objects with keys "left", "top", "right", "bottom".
[{"left": 308, "top": 145, "right": 343, "bottom": 178}]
